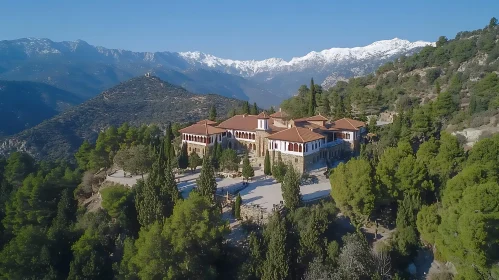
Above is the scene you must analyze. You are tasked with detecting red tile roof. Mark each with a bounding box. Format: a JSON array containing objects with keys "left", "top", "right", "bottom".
[
  {"left": 179, "top": 123, "right": 226, "bottom": 135},
  {"left": 266, "top": 127, "right": 325, "bottom": 143},
  {"left": 270, "top": 111, "right": 289, "bottom": 119},
  {"left": 217, "top": 114, "right": 258, "bottom": 131},
  {"left": 294, "top": 115, "right": 328, "bottom": 122},
  {"left": 327, "top": 118, "right": 366, "bottom": 131},
  {"left": 257, "top": 111, "right": 270, "bottom": 119},
  {"left": 196, "top": 119, "right": 217, "bottom": 125}
]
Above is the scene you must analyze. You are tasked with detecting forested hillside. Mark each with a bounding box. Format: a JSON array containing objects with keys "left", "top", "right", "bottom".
[
  {"left": 0, "top": 76, "right": 247, "bottom": 160},
  {"left": 0, "top": 81, "right": 82, "bottom": 137}
]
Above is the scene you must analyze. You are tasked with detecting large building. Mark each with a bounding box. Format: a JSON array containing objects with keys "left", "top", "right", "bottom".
[{"left": 179, "top": 110, "right": 366, "bottom": 172}]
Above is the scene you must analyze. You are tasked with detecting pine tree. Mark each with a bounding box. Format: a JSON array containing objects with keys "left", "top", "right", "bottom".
[
  {"left": 242, "top": 153, "right": 254, "bottom": 181},
  {"left": 251, "top": 102, "right": 258, "bottom": 115},
  {"left": 262, "top": 214, "right": 290, "bottom": 280},
  {"left": 234, "top": 193, "right": 242, "bottom": 219},
  {"left": 209, "top": 106, "right": 217, "bottom": 121},
  {"left": 242, "top": 101, "right": 250, "bottom": 114},
  {"left": 308, "top": 78, "right": 316, "bottom": 116},
  {"left": 272, "top": 152, "right": 287, "bottom": 183},
  {"left": 268, "top": 106, "right": 276, "bottom": 114},
  {"left": 189, "top": 151, "right": 201, "bottom": 171},
  {"left": 178, "top": 143, "right": 189, "bottom": 169},
  {"left": 228, "top": 108, "right": 236, "bottom": 118},
  {"left": 196, "top": 156, "right": 217, "bottom": 201},
  {"left": 211, "top": 138, "right": 221, "bottom": 170},
  {"left": 169, "top": 143, "right": 177, "bottom": 169},
  {"left": 264, "top": 150, "right": 272, "bottom": 176},
  {"left": 164, "top": 123, "right": 173, "bottom": 163},
  {"left": 281, "top": 163, "right": 302, "bottom": 210}
]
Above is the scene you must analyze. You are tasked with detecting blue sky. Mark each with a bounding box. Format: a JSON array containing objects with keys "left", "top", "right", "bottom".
[{"left": 0, "top": 0, "right": 497, "bottom": 60}]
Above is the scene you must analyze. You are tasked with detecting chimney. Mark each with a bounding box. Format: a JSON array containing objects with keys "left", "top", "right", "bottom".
[{"left": 279, "top": 108, "right": 282, "bottom": 112}]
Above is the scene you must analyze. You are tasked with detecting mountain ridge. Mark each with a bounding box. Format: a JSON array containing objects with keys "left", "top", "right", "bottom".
[{"left": 0, "top": 75, "right": 246, "bottom": 160}]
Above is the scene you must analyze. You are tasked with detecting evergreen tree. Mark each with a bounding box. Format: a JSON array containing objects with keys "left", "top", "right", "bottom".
[
  {"left": 242, "top": 153, "right": 254, "bottom": 181},
  {"left": 189, "top": 151, "right": 201, "bottom": 171},
  {"left": 228, "top": 107, "right": 237, "bottom": 118},
  {"left": 264, "top": 150, "right": 272, "bottom": 176},
  {"left": 169, "top": 143, "right": 177, "bottom": 169},
  {"left": 308, "top": 78, "right": 316, "bottom": 116},
  {"left": 281, "top": 163, "right": 302, "bottom": 210},
  {"left": 317, "top": 92, "right": 330, "bottom": 116},
  {"left": 178, "top": 143, "right": 189, "bottom": 169},
  {"left": 262, "top": 214, "right": 290, "bottom": 280},
  {"left": 234, "top": 193, "right": 242, "bottom": 219},
  {"left": 489, "top": 17, "right": 498, "bottom": 28},
  {"left": 272, "top": 152, "right": 287, "bottom": 183},
  {"left": 164, "top": 123, "right": 173, "bottom": 163},
  {"left": 68, "top": 231, "right": 113, "bottom": 280},
  {"left": 209, "top": 106, "right": 217, "bottom": 121},
  {"left": 268, "top": 106, "right": 276, "bottom": 114},
  {"left": 211, "top": 138, "right": 221, "bottom": 170},
  {"left": 242, "top": 101, "right": 250, "bottom": 114},
  {"left": 251, "top": 102, "right": 258, "bottom": 115},
  {"left": 196, "top": 156, "right": 217, "bottom": 201}
]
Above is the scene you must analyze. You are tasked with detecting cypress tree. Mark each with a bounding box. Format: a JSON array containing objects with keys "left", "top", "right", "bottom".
[
  {"left": 268, "top": 106, "right": 276, "bottom": 115},
  {"left": 178, "top": 143, "right": 189, "bottom": 169},
  {"left": 272, "top": 152, "right": 287, "bottom": 183},
  {"left": 196, "top": 156, "right": 217, "bottom": 201},
  {"left": 169, "top": 143, "right": 177, "bottom": 169},
  {"left": 242, "top": 101, "right": 250, "bottom": 114},
  {"left": 281, "top": 163, "right": 302, "bottom": 210},
  {"left": 211, "top": 138, "right": 221, "bottom": 170},
  {"left": 251, "top": 102, "right": 258, "bottom": 115},
  {"left": 308, "top": 78, "right": 316, "bottom": 116},
  {"left": 262, "top": 214, "right": 290, "bottom": 280},
  {"left": 164, "top": 123, "right": 173, "bottom": 163},
  {"left": 209, "top": 106, "right": 217, "bottom": 121},
  {"left": 228, "top": 108, "right": 236, "bottom": 118},
  {"left": 242, "top": 153, "right": 254, "bottom": 181},
  {"left": 264, "top": 150, "right": 272, "bottom": 176},
  {"left": 234, "top": 193, "right": 242, "bottom": 219}
]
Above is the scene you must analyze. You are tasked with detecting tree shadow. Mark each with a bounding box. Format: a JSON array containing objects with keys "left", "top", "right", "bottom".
[{"left": 301, "top": 189, "right": 330, "bottom": 201}]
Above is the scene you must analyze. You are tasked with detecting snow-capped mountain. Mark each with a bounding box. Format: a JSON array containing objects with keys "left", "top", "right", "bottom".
[
  {"left": 179, "top": 38, "right": 432, "bottom": 77},
  {"left": 0, "top": 37, "right": 432, "bottom": 106}
]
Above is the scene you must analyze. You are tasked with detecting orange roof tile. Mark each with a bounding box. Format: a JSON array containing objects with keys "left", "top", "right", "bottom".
[
  {"left": 266, "top": 127, "right": 325, "bottom": 143},
  {"left": 217, "top": 114, "right": 258, "bottom": 131},
  {"left": 179, "top": 123, "right": 226, "bottom": 135},
  {"left": 327, "top": 118, "right": 366, "bottom": 131},
  {"left": 294, "top": 114, "right": 328, "bottom": 122},
  {"left": 196, "top": 119, "right": 217, "bottom": 125}
]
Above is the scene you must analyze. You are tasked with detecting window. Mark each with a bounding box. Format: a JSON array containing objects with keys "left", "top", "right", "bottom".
[
  {"left": 189, "top": 147, "right": 191, "bottom": 151},
  {"left": 295, "top": 158, "right": 298, "bottom": 163},
  {"left": 346, "top": 133, "right": 350, "bottom": 140}
]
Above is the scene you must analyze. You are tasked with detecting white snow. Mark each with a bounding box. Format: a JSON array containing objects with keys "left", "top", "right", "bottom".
[{"left": 179, "top": 38, "right": 434, "bottom": 77}]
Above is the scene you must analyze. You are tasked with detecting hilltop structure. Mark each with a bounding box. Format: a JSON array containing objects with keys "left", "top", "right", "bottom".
[{"left": 179, "top": 110, "right": 366, "bottom": 172}]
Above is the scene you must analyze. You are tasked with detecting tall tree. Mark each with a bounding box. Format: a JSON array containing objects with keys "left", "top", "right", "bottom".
[
  {"left": 242, "top": 101, "right": 251, "bottom": 115},
  {"left": 234, "top": 193, "right": 242, "bottom": 219},
  {"left": 264, "top": 150, "right": 272, "bottom": 176},
  {"left": 189, "top": 151, "right": 202, "bottom": 171},
  {"left": 251, "top": 102, "right": 258, "bottom": 115},
  {"left": 209, "top": 106, "right": 217, "bottom": 121},
  {"left": 228, "top": 107, "right": 237, "bottom": 118},
  {"left": 281, "top": 163, "right": 302, "bottom": 210},
  {"left": 262, "top": 214, "right": 290, "bottom": 280},
  {"left": 272, "top": 152, "right": 287, "bottom": 183},
  {"left": 196, "top": 156, "right": 217, "bottom": 201},
  {"left": 268, "top": 106, "right": 276, "bottom": 114},
  {"left": 68, "top": 231, "right": 113, "bottom": 280},
  {"left": 242, "top": 153, "right": 254, "bottom": 181},
  {"left": 178, "top": 143, "right": 189, "bottom": 169},
  {"left": 308, "top": 78, "right": 316, "bottom": 116},
  {"left": 164, "top": 123, "right": 173, "bottom": 163}
]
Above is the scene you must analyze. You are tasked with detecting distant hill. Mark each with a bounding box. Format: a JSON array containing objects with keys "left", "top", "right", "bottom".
[
  {"left": 0, "top": 80, "right": 83, "bottom": 137},
  {"left": 0, "top": 75, "right": 246, "bottom": 160}
]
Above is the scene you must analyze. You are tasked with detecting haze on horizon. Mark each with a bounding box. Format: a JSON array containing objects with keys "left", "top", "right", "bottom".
[{"left": 0, "top": 0, "right": 497, "bottom": 60}]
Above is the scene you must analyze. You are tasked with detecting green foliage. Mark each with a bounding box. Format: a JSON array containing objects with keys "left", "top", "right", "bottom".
[
  {"left": 330, "top": 158, "right": 375, "bottom": 224},
  {"left": 220, "top": 148, "right": 240, "bottom": 172},
  {"left": 101, "top": 185, "right": 132, "bottom": 219},
  {"left": 3, "top": 152, "right": 35, "bottom": 186},
  {"left": 281, "top": 163, "right": 301, "bottom": 210},
  {"left": 196, "top": 156, "right": 217, "bottom": 201},
  {"left": 242, "top": 153, "right": 254, "bottom": 180},
  {"left": 264, "top": 150, "right": 272, "bottom": 176},
  {"left": 308, "top": 78, "right": 316, "bottom": 116},
  {"left": 114, "top": 145, "right": 153, "bottom": 176},
  {"left": 178, "top": 143, "right": 189, "bottom": 169},
  {"left": 251, "top": 102, "right": 258, "bottom": 115},
  {"left": 123, "top": 192, "right": 228, "bottom": 279},
  {"left": 68, "top": 230, "right": 113, "bottom": 280},
  {"left": 235, "top": 193, "right": 242, "bottom": 220},
  {"left": 242, "top": 101, "right": 250, "bottom": 115},
  {"left": 188, "top": 150, "right": 202, "bottom": 171},
  {"left": 416, "top": 204, "right": 440, "bottom": 245},
  {"left": 271, "top": 152, "right": 287, "bottom": 183},
  {"left": 262, "top": 214, "right": 291, "bottom": 280},
  {"left": 209, "top": 106, "right": 217, "bottom": 121}
]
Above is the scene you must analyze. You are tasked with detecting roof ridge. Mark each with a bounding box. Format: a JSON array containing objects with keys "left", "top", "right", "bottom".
[
  {"left": 296, "top": 126, "right": 305, "bottom": 142},
  {"left": 345, "top": 118, "right": 356, "bottom": 129}
]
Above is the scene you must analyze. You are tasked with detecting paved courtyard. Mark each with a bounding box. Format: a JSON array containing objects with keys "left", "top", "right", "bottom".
[{"left": 106, "top": 165, "right": 334, "bottom": 213}]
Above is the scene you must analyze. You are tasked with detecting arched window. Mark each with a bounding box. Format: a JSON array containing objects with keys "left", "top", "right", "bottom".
[
  {"left": 298, "top": 144, "right": 302, "bottom": 153},
  {"left": 293, "top": 143, "right": 298, "bottom": 152},
  {"left": 274, "top": 142, "right": 278, "bottom": 149},
  {"left": 288, "top": 143, "right": 293, "bottom": 151}
]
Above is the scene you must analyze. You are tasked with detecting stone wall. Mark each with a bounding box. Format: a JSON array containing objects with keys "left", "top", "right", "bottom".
[
  {"left": 186, "top": 142, "right": 207, "bottom": 157},
  {"left": 240, "top": 204, "right": 270, "bottom": 224}
]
